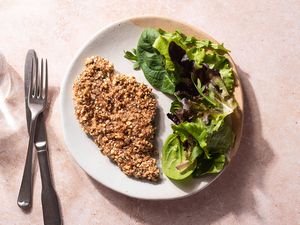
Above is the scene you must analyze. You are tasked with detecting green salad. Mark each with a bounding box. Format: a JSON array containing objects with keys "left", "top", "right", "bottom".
[{"left": 124, "top": 28, "right": 237, "bottom": 180}]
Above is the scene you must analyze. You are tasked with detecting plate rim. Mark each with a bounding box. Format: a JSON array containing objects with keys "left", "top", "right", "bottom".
[{"left": 60, "top": 15, "right": 244, "bottom": 200}]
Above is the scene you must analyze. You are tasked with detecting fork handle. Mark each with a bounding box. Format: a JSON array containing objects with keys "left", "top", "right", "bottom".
[
  {"left": 37, "top": 148, "right": 62, "bottom": 225},
  {"left": 17, "top": 117, "right": 37, "bottom": 209}
]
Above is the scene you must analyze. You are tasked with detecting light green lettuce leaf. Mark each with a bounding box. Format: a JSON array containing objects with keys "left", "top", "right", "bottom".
[
  {"left": 162, "top": 133, "right": 196, "bottom": 180},
  {"left": 152, "top": 30, "right": 188, "bottom": 72},
  {"left": 219, "top": 64, "right": 234, "bottom": 92},
  {"left": 152, "top": 35, "right": 175, "bottom": 71},
  {"left": 172, "top": 118, "right": 210, "bottom": 158}
]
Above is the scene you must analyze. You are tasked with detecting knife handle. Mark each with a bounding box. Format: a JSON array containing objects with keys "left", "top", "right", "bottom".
[
  {"left": 17, "top": 142, "right": 33, "bottom": 209},
  {"left": 37, "top": 149, "right": 62, "bottom": 225},
  {"left": 17, "top": 117, "right": 38, "bottom": 209}
]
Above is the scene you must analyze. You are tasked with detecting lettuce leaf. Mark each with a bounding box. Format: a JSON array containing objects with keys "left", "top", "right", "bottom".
[
  {"left": 152, "top": 30, "right": 188, "bottom": 71},
  {"left": 219, "top": 64, "right": 234, "bottom": 93},
  {"left": 124, "top": 28, "right": 177, "bottom": 94},
  {"left": 162, "top": 133, "right": 197, "bottom": 180},
  {"left": 124, "top": 49, "right": 140, "bottom": 70},
  {"left": 152, "top": 35, "right": 176, "bottom": 71},
  {"left": 192, "top": 154, "right": 226, "bottom": 177},
  {"left": 172, "top": 118, "right": 209, "bottom": 158},
  {"left": 207, "top": 117, "right": 235, "bottom": 154}
]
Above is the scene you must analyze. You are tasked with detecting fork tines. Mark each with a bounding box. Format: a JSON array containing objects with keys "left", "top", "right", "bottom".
[{"left": 29, "top": 58, "right": 48, "bottom": 101}]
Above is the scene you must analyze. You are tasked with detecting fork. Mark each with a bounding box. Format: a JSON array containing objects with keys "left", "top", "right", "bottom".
[{"left": 17, "top": 58, "right": 48, "bottom": 209}]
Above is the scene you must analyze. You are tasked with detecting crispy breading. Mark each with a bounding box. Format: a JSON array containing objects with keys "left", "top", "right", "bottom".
[{"left": 73, "top": 56, "right": 159, "bottom": 181}]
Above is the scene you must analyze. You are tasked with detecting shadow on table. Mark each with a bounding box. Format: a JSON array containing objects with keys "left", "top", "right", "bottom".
[{"left": 90, "top": 66, "right": 274, "bottom": 224}]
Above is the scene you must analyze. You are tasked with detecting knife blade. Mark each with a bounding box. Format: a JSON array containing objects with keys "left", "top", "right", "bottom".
[
  {"left": 24, "top": 50, "right": 35, "bottom": 132},
  {"left": 17, "top": 50, "right": 38, "bottom": 209}
]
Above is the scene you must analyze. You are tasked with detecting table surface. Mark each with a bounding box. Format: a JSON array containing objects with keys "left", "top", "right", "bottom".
[{"left": 1, "top": 1, "right": 299, "bottom": 224}]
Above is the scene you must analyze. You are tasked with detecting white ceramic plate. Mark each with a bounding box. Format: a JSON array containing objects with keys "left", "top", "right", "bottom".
[{"left": 61, "top": 16, "right": 243, "bottom": 200}]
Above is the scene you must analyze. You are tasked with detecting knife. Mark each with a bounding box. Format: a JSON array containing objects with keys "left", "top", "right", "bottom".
[
  {"left": 32, "top": 53, "right": 62, "bottom": 225},
  {"left": 17, "top": 50, "right": 38, "bottom": 209},
  {"left": 35, "top": 109, "right": 62, "bottom": 225}
]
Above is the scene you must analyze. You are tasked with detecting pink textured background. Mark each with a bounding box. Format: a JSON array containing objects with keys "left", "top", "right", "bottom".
[{"left": 1, "top": 1, "right": 300, "bottom": 224}]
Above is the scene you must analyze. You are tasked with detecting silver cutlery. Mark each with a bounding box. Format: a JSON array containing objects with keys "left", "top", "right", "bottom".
[
  {"left": 18, "top": 51, "right": 61, "bottom": 225},
  {"left": 17, "top": 52, "right": 46, "bottom": 209}
]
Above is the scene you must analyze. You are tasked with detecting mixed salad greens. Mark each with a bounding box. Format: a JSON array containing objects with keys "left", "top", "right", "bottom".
[{"left": 124, "top": 28, "right": 237, "bottom": 180}]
